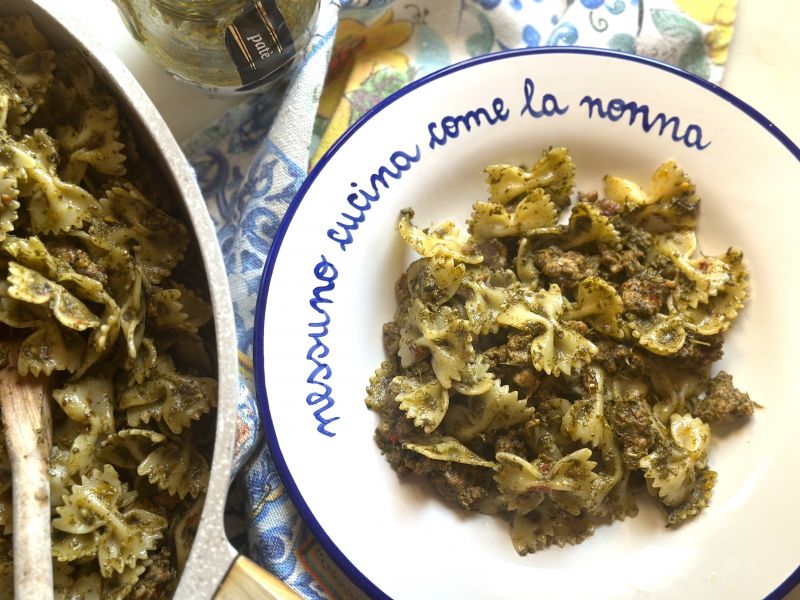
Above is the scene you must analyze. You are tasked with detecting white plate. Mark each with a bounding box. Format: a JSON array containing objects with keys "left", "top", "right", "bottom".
[{"left": 254, "top": 49, "right": 800, "bottom": 600}]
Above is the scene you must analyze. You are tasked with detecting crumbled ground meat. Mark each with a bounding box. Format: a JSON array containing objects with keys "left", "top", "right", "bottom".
[
  {"left": 598, "top": 247, "right": 643, "bottom": 278},
  {"left": 395, "top": 272, "right": 409, "bottom": 304},
  {"left": 581, "top": 190, "right": 623, "bottom": 217},
  {"left": 427, "top": 464, "right": 490, "bottom": 509},
  {"left": 690, "top": 371, "right": 754, "bottom": 423},
  {"left": 606, "top": 389, "right": 656, "bottom": 470},
  {"left": 47, "top": 241, "right": 108, "bottom": 286},
  {"left": 130, "top": 547, "right": 176, "bottom": 600},
  {"left": 620, "top": 270, "right": 670, "bottom": 317},
  {"left": 506, "top": 332, "right": 533, "bottom": 363},
  {"left": 402, "top": 359, "right": 434, "bottom": 381},
  {"left": 477, "top": 238, "right": 508, "bottom": 270},
  {"left": 382, "top": 321, "right": 400, "bottom": 357},
  {"left": 672, "top": 334, "right": 724, "bottom": 370},
  {"left": 491, "top": 363, "right": 542, "bottom": 399},
  {"left": 484, "top": 332, "right": 534, "bottom": 367},
  {"left": 495, "top": 430, "right": 528, "bottom": 457},
  {"left": 375, "top": 421, "right": 411, "bottom": 460},
  {"left": 593, "top": 339, "right": 647, "bottom": 376},
  {"left": 565, "top": 319, "right": 590, "bottom": 337},
  {"left": 596, "top": 222, "right": 654, "bottom": 280},
  {"left": 533, "top": 246, "right": 598, "bottom": 294},
  {"left": 611, "top": 219, "right": 654, "bottom": 254},
  {"left": 377, "top": 421, "right": 490, "bottom": 509},
  {"left": 511, "top": 367, "right": 540, "bottom": 396}
]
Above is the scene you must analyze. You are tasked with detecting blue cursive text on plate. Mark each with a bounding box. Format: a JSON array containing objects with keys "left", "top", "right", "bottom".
[
  {"left": 520, "top": 77, "right": 569, "bottom": 118},
  {"left": 326, "top": 146, "right": 421, "bottom": 252},
  {"left": 305, "top": 255, "right": 340, "bottom": 437},
  {"left": 579, "top": 94, "right": 710, "bottom": 150},
  {"left": 427, "top": 97, "right": 509, "bottom": 149}
]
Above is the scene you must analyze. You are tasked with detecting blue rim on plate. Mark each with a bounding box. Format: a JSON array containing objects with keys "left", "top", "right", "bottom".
[{"left": 253, "top": 46, "right": 800, "bottom": 600}]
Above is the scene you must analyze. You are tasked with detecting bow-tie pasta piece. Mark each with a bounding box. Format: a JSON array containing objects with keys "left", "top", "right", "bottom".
[
  {"left": 461, "top": 268, "right": 517, "bottom": 336},
  {"left": 52, "top": 377, "right": 115, "bottom": 478},
  {"left": 494, "top": 449, "right": 599, "bottom": 516},
  {"left": 603, "top": 159, "right": 700, "bottom": 229},
  {"left": 17, "top": 321, "right": 84, "bottom": 377},
  {"left": 52, "top": 465, "right": 167, "bottom": 578},
  {"left": 98, "top": 429, "right": 167, "bottom": 471},
  {"left": 443, "top": 379, "right": 534, "bottom": 442},
  {"left": 0, "top": 26, "right": 55, "bottom": 133},
  {"left": 7, "top": 262, "right": 100, "bottom": 331},
  {"left": 398, "top": 209, "right": 483, "bottom": 264},
  {"left": 561, "top": 202, "right": 622, "bottom": 249},
  {"left": 402, "top": 438, "right": 497, "bottom": 469},
  {"left": 498, "top": 284, "right": 598, "bottom": 377},
  {"left": 0, "top": 166, "right": 21, "bottom": 241},
  {"left": 639, "top": 413, "right": 712, "bottom": 514},
  {"left": 405, "top": 257, "right": 465, "bottom": 306},
  {"left": 137, "top": 432, "right": 210, "bottom": 500},
  {"left": 6, "top": 130, "right": 100, "bottom": 233},
  {"left": 91, "top": 185, "right": 189, "bottom": 285},
  {"left": 391, "top": 375, "right": 449, "bottom": 434},
  {"left": 561, "top": 366, "right": 612, "bottom": 448},
  {"left": 564, "top": 276, "right": 625, "bottom": 339},
  {"left": 147, "top": 284, "right": 213, "bottom": 334},
  {"left": 120, "top": 356, "right": 217, "bottom": 435},
  {"left": 57, "top": 95, "right": 127, "bottom": 182},
  {"left": 508, "top": 504, "right": 595, "bottom": 556},
  {"left": 468, "top": 188, "right": 560, "bottom": 242},
  {"left": 653, "top": 230, "right": 732, "bottom": 308},
  {"left": 680, "top": 247, "right": 749, "bottom": 335},
  {"left": 484, "top": 147, "right": 575, "bottom": 209},
  {"left": 397, "top": 299, "right": 473, "bottom": 388},
  {"left": 631, "top": 313, "right": 687, "bottom": 356}
]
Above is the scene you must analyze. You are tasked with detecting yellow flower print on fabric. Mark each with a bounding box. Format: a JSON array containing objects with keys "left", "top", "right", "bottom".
[
  {"left": 312, "top": 10, "right": 414, "bottom": 166},
  {"left": 675, "top": 0, "right": 737, "bottom": 64}
]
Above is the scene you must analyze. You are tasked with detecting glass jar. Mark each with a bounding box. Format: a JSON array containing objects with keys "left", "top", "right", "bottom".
[{"left": 114, "top": 0, "right": 320, "bottom": 94}]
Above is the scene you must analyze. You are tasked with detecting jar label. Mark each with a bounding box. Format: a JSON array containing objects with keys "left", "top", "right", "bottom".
[{"left": 224, "top": 0, "right": 295, "bottom": 88}]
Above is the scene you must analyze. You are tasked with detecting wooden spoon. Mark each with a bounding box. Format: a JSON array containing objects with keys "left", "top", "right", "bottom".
[
  {"left": 216, "top": 555, "right": 302, "bottom": 599},
  {"left": 0, "top": 342, "right": 53, "bottom": 600}
]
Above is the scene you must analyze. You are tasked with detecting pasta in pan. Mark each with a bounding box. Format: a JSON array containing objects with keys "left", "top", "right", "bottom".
[
  {"left": 367, "top": 147, "right": 753, "bottom": 554},
  {"left": 0, "top": 14, "right": 216, "bottom": 599}
]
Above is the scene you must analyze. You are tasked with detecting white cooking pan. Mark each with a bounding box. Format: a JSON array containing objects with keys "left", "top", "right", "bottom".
[{"left": 0, "top": 1, "right": 298, "bottom": 598}]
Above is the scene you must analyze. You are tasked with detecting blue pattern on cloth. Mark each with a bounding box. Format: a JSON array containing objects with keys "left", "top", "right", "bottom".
[{"left": 181, "top": 0, "right": 734, "bottom": 596}]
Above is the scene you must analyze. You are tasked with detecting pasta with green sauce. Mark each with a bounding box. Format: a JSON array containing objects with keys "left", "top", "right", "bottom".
[
  {"left": 366, "top": 147, "right": 754, "bottom": 554},
  {"left": 0, "top": 14, "right": 216, "bottom": 598}
]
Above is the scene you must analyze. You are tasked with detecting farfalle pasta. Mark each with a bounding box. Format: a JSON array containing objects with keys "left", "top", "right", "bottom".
[
  {"left": 366, "top": 147, "right": 753, "bottom": 554},
  {"left": 0, "top": 14, "right": 216, "bottom": 598}
]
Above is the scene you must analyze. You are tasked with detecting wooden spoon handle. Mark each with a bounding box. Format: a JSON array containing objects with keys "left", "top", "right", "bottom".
[
  {"left": 0, "top": 372, "right": 53, "bottom": 600},
  {"left": 8, "top": 446, "right": 52, "bottom": 600},
  {"left": 215, "top": 555, "right": 300, "bottom": 600}
]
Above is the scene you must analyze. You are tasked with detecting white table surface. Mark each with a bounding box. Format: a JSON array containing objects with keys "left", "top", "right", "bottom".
[{"left": 76, "top": 0, "right": 800, "bottom": 598}]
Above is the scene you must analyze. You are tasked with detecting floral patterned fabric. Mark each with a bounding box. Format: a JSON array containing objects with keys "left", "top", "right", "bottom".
[{"left": 183, "top": 0, "right": 737, "bottom": 597}]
